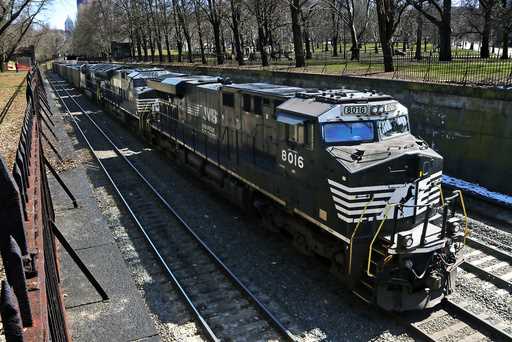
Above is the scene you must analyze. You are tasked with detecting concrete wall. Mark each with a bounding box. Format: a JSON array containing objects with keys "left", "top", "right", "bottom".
[{"left": 153, "top": 65, "right": 512, "bottom": 194}]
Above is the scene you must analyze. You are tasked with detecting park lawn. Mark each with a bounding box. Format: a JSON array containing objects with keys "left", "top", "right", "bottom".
[
  {"left": 0, "top": 71, "right": 28, "bottom": 169},
  {"left": 393, "top": 59, "right": 511, "bottom": 83},
  {"left": 276, "top": 57, "right": 510, "bottom": 84}
]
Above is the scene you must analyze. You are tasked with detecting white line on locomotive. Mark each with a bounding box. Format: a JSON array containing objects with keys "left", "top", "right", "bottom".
[{"left": 54, "top": 62, "right": 467, "bottom": 311}]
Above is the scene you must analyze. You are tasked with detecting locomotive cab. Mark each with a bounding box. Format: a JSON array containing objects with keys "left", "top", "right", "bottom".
[{"left": 276, "top": 89, "right": 465, "bottom": 311}]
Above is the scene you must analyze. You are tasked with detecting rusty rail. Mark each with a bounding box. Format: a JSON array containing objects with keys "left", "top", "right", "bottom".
[{"left": 0, "top": 66, "right": 70, "bottom": 342}]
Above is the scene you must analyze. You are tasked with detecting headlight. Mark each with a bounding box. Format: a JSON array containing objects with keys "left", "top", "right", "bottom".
[
  {"left": 370, "top": 105, "right": 386, "bottom": 114},
  {"left": 398, "top": 234, "right": 414, "bottom": 249}
]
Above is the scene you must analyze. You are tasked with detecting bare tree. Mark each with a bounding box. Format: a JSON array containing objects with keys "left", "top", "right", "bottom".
[
  {"left": 415, "top": 3, "right": 423, "bottom": 59},
  {"left": 229, "top": 0, "right": 244, "bottom": 64},
  {"left": 0, "top": 0, "right": 33, "bottom": 37},
  {"left": 203, "top": 0, "right": 224, "bottom": 64},
  {"left": 497, "top": 0, "right": 511, "bottom": 59},
  {"left": 323, "top": 0, "right": 371, "bottom": 60},
  {"left": 0, "top": 0, "right": 48, "bottom": 69},
  {"left": 192, "top": 0, "right": 207, "bottom": 63},
  {"left": 375, "top": 0, "right": 408, "bottom": 71},
  {"left": 407, "top": 0, "right": 452, "bottom": 61},
  {"left": 289, "top": 0, "right": 306, "bottom": 66}
]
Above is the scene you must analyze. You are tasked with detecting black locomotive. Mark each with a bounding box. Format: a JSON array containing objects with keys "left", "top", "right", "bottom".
[{"left": 53, "top": 62, "right": 467, "bottom": 311}]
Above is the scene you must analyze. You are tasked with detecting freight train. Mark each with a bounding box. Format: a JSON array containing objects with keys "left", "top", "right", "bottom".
[{"left": 53, "top": 62, "right": 467, "bottom": 312}]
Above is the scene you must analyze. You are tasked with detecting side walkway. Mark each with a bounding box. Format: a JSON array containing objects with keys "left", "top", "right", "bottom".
[{"left": 43, "top": 76, "right": 160, "bottom": 341}]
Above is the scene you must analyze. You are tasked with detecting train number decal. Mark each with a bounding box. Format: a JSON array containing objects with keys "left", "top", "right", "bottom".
[{"left": 282, "top": 149, "right": 304, "bottom": 169}]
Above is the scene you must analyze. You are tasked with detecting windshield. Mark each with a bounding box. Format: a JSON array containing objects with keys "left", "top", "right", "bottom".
[
  {"left": 378, "top": 115, "right": 409, "bottom": 138},
  {"left": 322, "top": 122, "right": 375, "bottom": 144}
]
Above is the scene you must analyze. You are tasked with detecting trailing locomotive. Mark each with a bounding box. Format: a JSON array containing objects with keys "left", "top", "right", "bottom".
[{"left": 53, "top": 62, "right": 467, "bottom": 312}]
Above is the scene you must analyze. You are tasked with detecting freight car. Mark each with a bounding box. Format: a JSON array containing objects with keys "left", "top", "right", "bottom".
[{"left": 53, "top": 62, "right": 467, "bottom": 311}]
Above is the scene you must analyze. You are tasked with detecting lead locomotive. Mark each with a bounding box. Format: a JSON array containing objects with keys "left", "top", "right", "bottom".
[{"left": 54, "top": 63, "right": 466, "bottom": 311}]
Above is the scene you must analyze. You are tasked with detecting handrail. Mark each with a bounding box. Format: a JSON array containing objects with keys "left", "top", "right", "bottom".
[
  {"left": 454, "top": 190, "right": 469, "bottom": 244},
  {"left": 439, "top": 184, "right": 445, "bottom": 206},
  {"left": 366, "top": 203, "right": 397, "bottom": 278},
  {"left": 348, "top": 196, "right": 374, "bottom": 275}
]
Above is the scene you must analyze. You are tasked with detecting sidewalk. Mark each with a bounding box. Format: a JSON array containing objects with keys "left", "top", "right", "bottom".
[{"left": 43, "top": 77, "right": 160, "bottom": 342}]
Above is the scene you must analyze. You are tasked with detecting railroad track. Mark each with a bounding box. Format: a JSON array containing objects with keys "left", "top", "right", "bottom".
[
  {"left": 461, "top": 237, "right": 512, "bottom": 292},
  {"left": 47, "top": 74, "right": 296, "bottom": 342},
  {"left": 403, "top": 237, "right": 512, "bottom": 342},
  {"left": 406, "top": 298, "right": 511, "bottom": 341}
]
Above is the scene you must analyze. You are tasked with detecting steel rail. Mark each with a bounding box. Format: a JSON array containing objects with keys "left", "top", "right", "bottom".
[
  {"left": 466, "top": 237, "right": 512, "bottom": 264},
  {"left": 48, "top": 75, "right": 296, "bottom": 341},
  {"left": 459, "top": 237, "right": 512, "bottom": 291},
  {"left": 460, "top": 261, "right": 512, "bottom": 291},
  {"left": 443, "top": 299, "right": 512, "bottom": 341},
  {"left": 403, "top": 298, "right": 512, "bottom": 342},
  {"left": 47, "top": 77, "right": 220, "bottom": 342}
]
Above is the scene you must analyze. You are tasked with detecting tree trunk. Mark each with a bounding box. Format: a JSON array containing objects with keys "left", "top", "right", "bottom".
[
  {"left": 332, "top": 36, "right": 338, "bottom": 57},
  {"left": 349, "top": 23, "right": 360, "bottom": 60},
  {"left": 290, "top": 0, "right": 305, "bottom": 67},
  {"left": 165, "top": 34, "right": 172, "bottom": 63},
  {"left": 257, "top": 25, "right": 268, "bottom": 66},
  {"left": 193, "top": 0, "right": 207, "bottom": 64},
  {"left": 438, "top": 22, "right": 452, "bottom": 61},
  {"left": 304, "top": 30, "right": 312, "bottom": 59},
  {"left": 212, "top": 22, "right": 224, "bottom": 64},
  {"left": 502, "top": 30, "right": 509, "bottom": 59},
  {"left": 230, "top": 0, "right": 244, "bottom": 65},
  {"left": 415, "top": 10, "right": 423, "bottom": 60},
  {"left": 438, "top": 0, "right": 452, "bottom": 61},
  {"left": 480, "top": 8, "right": 491, "bottom": 58},
  {"left": 141, "top": 35, "right": 148, "bottom": 61},
  {"left": 376, "top": 0, "right": 394, "bottom": 71},
  {"left": 382, "top": 41, "right": 393, "bottom": 71},
  {"left": 136, "top": 34, "right": 143, "bottom": 61}
]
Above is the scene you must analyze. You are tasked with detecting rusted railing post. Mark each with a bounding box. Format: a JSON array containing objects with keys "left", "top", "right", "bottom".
[
  {"left": 0, "top": 280, "right": 24, "bottom": 342},
  {"left": 2, "top": 236, "right": 32, "bottom": 326},
  {"left": 0, "top": 157, "right": 29, "bottom": 256}
]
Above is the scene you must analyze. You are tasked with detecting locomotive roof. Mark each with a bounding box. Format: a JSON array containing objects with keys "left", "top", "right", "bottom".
[
  {"left": 127, "top": 69, "right": 171, "bottom": 79},
  {"left": 147, "top": 75, "right": 222, "bottom": 96},
  {"left": 278, "top": 98, "right": 334, "bottom": 118},
  {"left": 277, "top": 89, "right": 402, "bottom": 121},
  {"left": 223, "top": 83, "right": 304, "bottom": 98},
  {"left": 296, "top": 88, "right": 393, "bottom": 104}
]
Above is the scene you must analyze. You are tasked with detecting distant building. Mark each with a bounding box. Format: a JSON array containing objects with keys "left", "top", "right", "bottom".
[{"left": 64, "top": 16, "right": 74, "bottom": 38}]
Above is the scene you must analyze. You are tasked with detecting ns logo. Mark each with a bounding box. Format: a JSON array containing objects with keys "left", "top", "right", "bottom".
[{"left": 281, "top": 149, "right": 304, "bottom": 169}]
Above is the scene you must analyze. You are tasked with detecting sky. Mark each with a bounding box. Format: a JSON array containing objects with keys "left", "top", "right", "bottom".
[{"left": 40, "top": 0, "right": 77, "bottom": 30}]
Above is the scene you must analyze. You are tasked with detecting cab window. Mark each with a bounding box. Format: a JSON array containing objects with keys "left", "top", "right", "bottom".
[
  {"left": 288, "top": 123, "right": 314, "bottom": 149},
  {"left": 322, "top": 122, "right": 375, "bottom": 144},
  {"left": 378, "top": 115, "right": 409, "bottom": 139},
  {"left": 288, "top": 124, "right": 304, "bottom": 144},
  {"left": 223, "top": 93, "right": 234, "bottom": 107}
]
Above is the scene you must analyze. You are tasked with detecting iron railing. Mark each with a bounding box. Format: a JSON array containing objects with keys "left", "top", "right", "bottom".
[{"left": 0, "top": 66, "right": 71, "bottom": 342}]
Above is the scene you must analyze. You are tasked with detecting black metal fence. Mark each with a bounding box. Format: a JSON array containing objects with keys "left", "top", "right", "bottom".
[
  {"left": 393, "top": 52, "right": 512, "bottom": 87},
  {"left": 124, "top": 48, "right": 512, "bottom": 88},
  {"left": 0, "top": 67, "right": 71, "bottom": 342}
]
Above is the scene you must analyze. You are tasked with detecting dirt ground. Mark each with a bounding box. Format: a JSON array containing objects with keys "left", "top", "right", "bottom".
[
  {"left": 0, "top": 71, "right": 27, "bottom": 340},
  {"left": 0, "top": 71, "right": 28, "bottom": 169}
]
